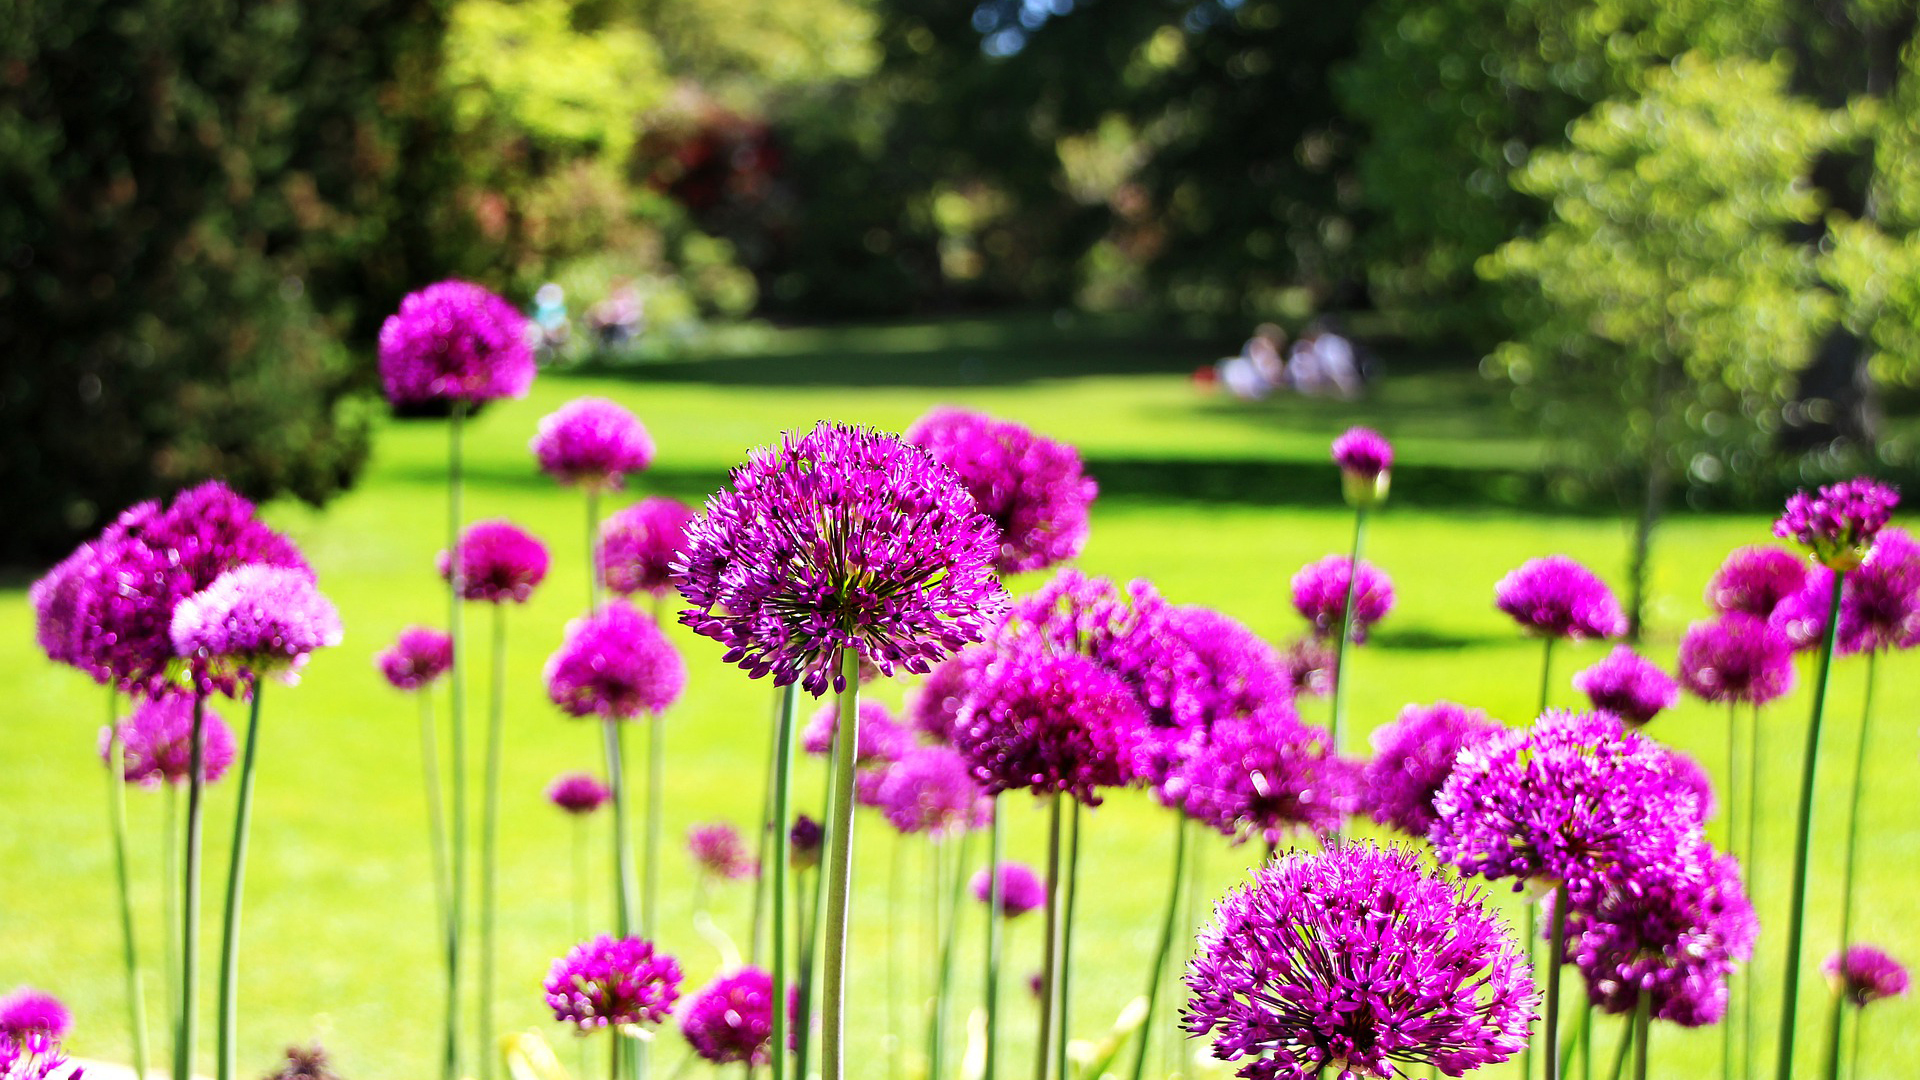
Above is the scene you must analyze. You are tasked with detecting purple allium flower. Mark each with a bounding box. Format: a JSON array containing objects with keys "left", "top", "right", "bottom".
[
  {"left": 0, "top": 1030, "right": 71, "bottom": 1080},
  {"left": 598, "top": 497, "right": 697, "bottom": 598},
  {"left": 1331, "top": 427, "right": 1393, "bottom": 506},
  {"left": 1825, "top": 946, "right": 1911, "bottom": 1008},
  {"left": 378, "top": 280, "right": 535, "bottom": 406},
  {"left": 970, "top": 861, "right": 1047, "bottom": 917},
  {"left": 950, "top": 647, "right": 1149, "bottom": 805},
  {"left": 264, "top": 1044, "right": 344, "bottom": 1080},
  {"left": 1429, "top": 710, "right": 1705, "bottom": 907},
  {"left": 789, "top": 815, "right": 824, "bottom": 870},
  {"left": 1706, "top": 546, "right": 1808, "bottom": 619},
  {"left": 170, "top": 564, "right": 341, "bottom": 682},
  {"left": 1165, "top": 712, "right": 1354, "bottom": 846},
  {"left": 870, "top": 744, "right": 991, "bottom": 836},
  {"left": 547, "top": 772, "right": 611, "bottom": 815},
  {"left": 1555, "top": 841, "right": 1756, "bottom": 1026},
  {"left": 1571, "top": 646, "right": 1678, "bottom": 727},
  {"left": 1677, "top": 614, "right": 1796, "bottom": 707},
  {"left": 907, "top": 647, "right": 988, "bottom": 744},
  {"left": 544, "top": 935, "right": 682, "bottom": 1031},
  {"left": 1167, "top": 606, "right": 1297, "bottom": 732},
  {"left": 1184, "top": 842, "right": 1538, "bottom": 1080},
  {"left": 679, "top": 967, "right": 790, "bottom": 1066},
  {"left": 1773, "top": 477, "right": 1900, "bottom": 570},
  {"left": 688, "top": 823, "right": 759, "bottom": 882},
  {"left": 30, "top": 533, "right": 111, "bottom": 672},
  {"left": 103, "top": 694, "right": 236, "bottom": 787},
  {"left": 803, "top": 700, "right": 910, "bottom": 766},
  {"left": 0, "top": 990, "right": 68, "bottom": 1040},
  {"left": 675, "top": 422, "right": 1008, "bottom": 696},
  {"left": 1776, "top": 527, "right": 1920, "bottom": 656},
  {"left": 544, "top": 601, "right": 688, "bottom": 720},
  {"left": 376, "top": 626, "right": 454, "bottom": 691},
  {"left": 904, "top": 406, "right": 1098, "bottom": 574},
  {"left": 1290, "top": 556, "right": 1394, "bottom": 644},
  {"left": 1280, "top": 637, "right": 1333, "bottom": 699},
  {"left": 1660, "top": 748, "right": 1717, "bottom": 824},
  {"left": 1362, "top": 701, "right": 1504, "bottom": 837},
  {"left": 439, "top": 520, "right": 549, "bottom": 604},
  {"left": 532, "top": 397, "right": 656, "bottom": 490},
  {"left": 1494, "top": 556, "right": 1627, "bottom": 641}
]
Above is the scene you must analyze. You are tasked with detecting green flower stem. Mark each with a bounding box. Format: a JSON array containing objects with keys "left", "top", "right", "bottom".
[
  {"left": 1820, "top": 991, "right": 1846, "bottom": 1080},
  {"left": 1129, "top": 812, "right": 1188, "bottom": 1080},
  {"left": 164, "top": 784, "right": 181, "bottom": 1044},
  {"left": 1743, "top": 703, "right": 1763, "bottom": 1080},
  {"left": 750, "top": 688, "right": 781, "bottom": 968},
  {"left": 931, "top": 833, "right": 971, "bottom": 1080},
  {"left": 575, "top": 816, "right": 592, "bottom": 1080},
  {"left": 105, "top": 694, "right": 151, "bottom": 1080},
  {"left": 606, "top": 719, "right": 638, "bottom": 935},
  {"left": 1035, "top": 795, "right": 1063, "bottom": 1080},
  {"left": 1545, "top": 883, "right": 1569, "bottom": 1080},
  {"left": 1835, "top": 650, "right": 1877, "bottom": 953},
  {"left": 1776, "top": 569, "right": 1847, "bottom": 1080},
  {"left": 1523, "top": 899, "right": 1536, "bottom": 1080},
  {"left": 175, "top": 692, "right": 208, "bottom": 1080},
  {"left": 1724, "top": 703, "right": 1738, "bottom": 1080},
  {"left": 480, "top": 604, "right": 508, "bottom": 1080},
  {"left": 888, "top": 836, "right": 905, "bottom": 1080},
  {"left": 646, "top": 712, "right": 666, "bottom": 939},
  {"left": 1329, "top": 504, "right": 1368, "bottom": 763},
  {"left": 1538, "top": 637, "right": 1555, "bottom": 717},
  {"left": 821, "top": 650, "right": 862, "bottom": 1080},
  {"left": 420, "top": 692, "right": 452, "bottom": 941},
  {"left": 769, "top": 683, "right": 800, "bottom": 1080},
  {"left": 216, "top": 680, "right": 267, "bottom": 1080},
  {"left": 1631, "top": 993, "right": 1650, "bottom": 1080},
  {"left": 1606, "top": 1015, "right": 1632, "bottom": 1080},
  {"left": 1056, "top": 804, "right": 1082, "bottom": 1080},
  {"left": 984, "top": 799, "right": 1005, "bottom": 1080},
  {"left": 587, "top": 488, "right": 603, "bottom": 612},
  {"left": 796, "top": 851, "right": 822, "bottom": 1080},
  {"left": 444, "top": 399, "right": 468, "bottom": 1080}
]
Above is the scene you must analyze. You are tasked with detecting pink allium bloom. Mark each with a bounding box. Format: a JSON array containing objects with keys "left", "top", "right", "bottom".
[
  {"left": 675, "top": 422, "right": 1009, "bottom": 696},
  {"left": 1362, "top": 701, "right": 1504, "bottom": 837},
  {"left": 1290, "top": 556, "right": 1394, "bottom": 644},
  {"left": 907, "top": 647, "right": 988, "bottom": 744},
  {"left": 1572, "top": 646, "right": 1678, "bottom": 726},
  {"left": 870, "top": 744, "right": 991, "bottom": 837},
  {"left": 378, "top": 280, "right": 535, "bottom": 406},
  {"left": 376, "top": 626, "right": 454, "bottom": 690},
  {"left": 1825, "top": 945, "right": 1911, "bottom": 1008},
  {"left": 170, "top": 564, "right": 341, "bottom": 682},
  {"left": 971, "top": 861, "right": 1047, "bottom": 917},
  {"left": 1165, "top": 711, "right": 1354, "bottom": 846},
  {"left": 103, "top": 694, "right": 237, "bottom": 788},
  {"left": 789, "top": 814, "right": 824, "bottom": 870},
  {"left": 1281, "top": 637, "right": 1333, "bottom": 699},
  {"left": 547, "top": 772, "right": 611, "bottom": 815},
  {"left": 688, "top": 823, "right": 759, "bottom": 882},
  {"left": 1773, "top": 477, "right": 1900, "bottom": 570},
  {"left": 1773, "top": 527, "right": 1920, "bottom": 656},
  {"left": 803, "top": 700, "right": 911, "bottom": 766},
  {"left": 951, "top": 647, "right": 1149, "bottom": 805},
  {"left": 1331, "top": 427, "right": 1392, "bottom": 506},
  {"left": 598, "top": 497, "right": 696, "bottom": 598},
  {"left": 1677, "top": 614, "right": 1795, "bottom": 706},
  {"left": 904, "top": 406, "right": 1098, "bottom": 574},
  {"left": 0, "top": 1029, "right": 71, "bottom": 1080},
  {"left": 1185, "top": 843, "right": 1538, "bottom": 1080},
  {"left": 0, "top": 989, "right": 68, "bottom": 1039},
  {"left": 439, "top": 520, "right": 548, "bottom": 603},
  {"left": 1168, "top": 606, "right": 1297, "bottom": 732},
  {"left": 1494, "top": 555, "right": 1626, "bottom": 641},
  {"left": 1660, "top": 748, "right": 1717, "bottom": 823},
  {"left": 532, "top": 397, "right": 655, "bottom": 490},
  {"left": 1706, "top": 545, "right": 1807, "bottom": 619},
  {"left": 545, "top": 601, "right": 688, "bottom": 720},
  {"left": 544, "top": 935, "right": 682, "bottom": 1030},
  {"left": 679, "top": 967, "right": 793, "bottom": 1065}
]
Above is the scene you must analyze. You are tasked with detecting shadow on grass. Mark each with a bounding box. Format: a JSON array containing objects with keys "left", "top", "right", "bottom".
[
  {"left": 1083, "top": 456, "right": 1583, "bottom": 513},
  {"left": 1368, "top": 627, "right": 1511, "bottom": 652}
]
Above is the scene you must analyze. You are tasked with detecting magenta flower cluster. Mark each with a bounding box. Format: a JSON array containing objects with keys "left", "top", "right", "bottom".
[
  {"left": 869, "top": 744, "right": 990, "bottom": 836},
  {"left": 1495, "top": 555, "right": 1626, "bottom": 640},
  {"left": 1771, "top": 527, "right": 1920, "bottom": 656},
  {"left": 803, "top": 700, "right": 911, "bottom": 766},
  {"left": 904, "top": 406, "right": 1098, "bottom": 574},
  {"left": 1362, "top": 701, "right": 1504, "bottom": 836},
  {"left": 1289, "top": 555, "right": 1394, "bottom": 644},
  {"left": 1706, "top": 545, "right": 1807, "bottom": 618},
  {"left": 170, "top": 564, "right": 342, "bottom": 681},
  {"left": 547, "top": 772, "right": 611, "bottom": 815},
  {"left": 532, "top": 397, "right": 655, "bottom": 489},
  {"left": 598, "top": 497, "right": 696, "bottom": 597},
  {"left": 545, "top": 601, "right": 688, "bottom": 720},
  {"left": 375, "top": 626, "right": 454, "bottom": 691},
  {"left": 1166, "top": 710, "right": 1353, "bottom": 847},
  {"left": 378, "top": 280, "right": 534, "bottom": 406},
  {"left": 688, "top": 823, "right": 759, "bottom": 881},
  {"left": 971, "top": 861, "right": 1047, "bottom": 917},
  {"left": 103, "top": 695, "right": 237, "bottom": 788},
  {"left": 950, "top": 647, "right": 1147, "bottom": 805},
  {"left": 1571, "top": 646, "right": 1678, "bottom": 726},
  {"left": 679, "top": 967, "right": 788, "bottom": 1066},
  {"left": 1773, "top": 477, "right": 1899, "bottom": 568},
  {"left": 544, "top": 935, "right": 683, "bottom": 1029},
  {"left": 0, "top": 1030, "right": 70, "bottom": 1080},
  {"left": 1825, "top": 945, "right": 1911, "bottom": 1008},
  {"left": 440, "top": 520, "right": 549, "bottom": 603},
  {"left": 1330, "top": 427, "right": 1392, "bottom": 480},
  {"left": 906, "top": 649, "right": 985, "bottom": 744},
  {"left": 1677, "top": 614, "right": 1795, "bottom": 706},
  {"left": 0, "top": 989, "right": 69, "bottom": 1040}
]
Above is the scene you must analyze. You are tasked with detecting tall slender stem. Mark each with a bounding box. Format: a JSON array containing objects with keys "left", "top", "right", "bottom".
[
  {"left": 481, "top": 605, "right": 508, "bottom": 1080},
  {"left": 1579, "top": 1003, "right": 1592, "bottom": 1080},
  {"left": 1329, "top": 505, "right": 1368, "bottom": 761},
  {"left": 1847, "top": 1006, "right": 1863, "bottom": 1080},
  {"left": 1607, "top": 1016, "right": 1632, "bottom": 1080},
  {"left": 751, "top": 688, "right": 781, "bottom": 969},
  {"left": 164, "top": 784, "right": 181, "bottom": 1046},
  {"left": 931, "top": 834, "right": 970, "bottom": 1080},
  {"left": 1129, "top": 814, "right": 1188, "bottom": 1080},
  {"left": 770, "top": 684, "right": 800, "bottom": 1080},
  {"left": 105, "top": 695, "right": 151, "bottom": 1080},
  {"left": 797, "top": 856, "right": 822, "bottom": 1080},
  {"left": 1055, "top": 804, "right": 1082, "bottom": 1080},
  {"left": 421, "top": 692, "right": 451, "bottom": 939},
  {"left": 984, "top": 800, "right": 1005, "bottom": 1080},
  {"left": 890, "top": 836, "right": 905, "bottom": 1080},
  {"left": 1545, "top": 884, "right": 1569, "bottom": 1080},
  {"left": 607, "top": 720, "right": 637, "bottom": 934},
  {"left": 1538, "top": 637, "right": 1555, "bottom": 718},
  {"left": 1776, "top": 570, "right": 1848, "bottom": 1080},
  {"left": 587, "top": 489, "right": 603, "bottom": 612},
  {"left": 217, "top": 680, "right": 266, "bottom": 1080},
  {"left": 444, "top": 399, "right": 468, "bottom": 1080},
  {"left": 1632, "top": 994, "right": 1650, "bottom": 1080},
  {"left": 1835, "top": 650, "right": 1877, "bottom": 953},
  {"left": 1035, "top": 795, "right": 1063, "bottom": 1080},
  {"left": 1743, "top": 703, "right": 1763, "bottom": 1080},
  {"left": 1523, "top": 901, "right": 1536, "bottom": 1080},
  {"left": 175, "top": 692, "right": 208, "bottom": 1080},
  {"left": 1724, "top": 702, "right": 1739, "bottom": 1080},
  {"left": 1820, "top": 992, "right": 1846, "bottom": 1080},
  {"left": 821, "top": 651, "right": 862, "bottom": 1080},
  {"left": 646, "top": 713, "right": 666, "bottom": 938}
]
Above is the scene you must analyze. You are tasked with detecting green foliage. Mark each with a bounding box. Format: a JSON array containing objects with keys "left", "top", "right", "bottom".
[{"left": 1823, "top": 38, "right": 1920, "bottom": 387}]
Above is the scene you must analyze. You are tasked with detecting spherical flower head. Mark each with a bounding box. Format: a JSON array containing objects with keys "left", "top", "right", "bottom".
[
  {"left": 904, "top": 406, "right": 1098, "bottom": 574},
  {"left": 547, "top": 772, "right": 611, "bottom": 815},
  {"left": 103, "top": 694, "right": 237, "bottom": 787},
  {"left": 1825, "top": 946, "right": 1910, "bottom": 1008},
  {"left": 0, "top": 1029, "right": 71, "bottom": 1080},
  {"left": 871, "top": 744, "right": 990, "bottom": 836},
  {"left": 1822, "top": 526, "right": 1920, "bottom": 655},
  {"left": 1429, "top": 710, "right": 1705, "bottom": 906},
  {"left": 1494, "top": 556, "right": 1626, "bottom": 641},
  {"left": 378, "top": 280, "right": 534, "bottom": 406},
  {"left": 1281, "top": 637, "right": 1333, "bottom": 699},
  {"left": 545, "top": 935, "right": 682, "bottom": 1031},
  {"left": 1167, "top": 711, "right": 1354, "bottom": 846},
  {"left": 789, "top": 814, "right": 824, "bottom": 870},
  {"left": 439, "top": 520, "right": 549, "bottom": 604},
  {"left": 532, "top": 397, "right": 655, "bottom": 490},
  {"left": 1289, "top": 556, "right": 1394, "bottom": 645},
  {"left": 688, "top": 823, "right": 759, "bottom": 882},
  {"left": 31, "top": 532, "right": 114, "bottom": 672},
  {"left": 1362, "top": 701, "right": 1504, "bottom": 837},
  {"left": 1184, "top": 842, "right": 1538, "bottom": 1080},
  {"left": 680, "top": 967, "right": 786, "bottom": 1066},
  {"left": 1330, "top": 427, "right": 1392, "bottom": 507},
  {"left": 971, "top": 861, "right": 1047, "bottom": 917},
  {"left": 1556, "top": 841, "right": 1756, "bottom": 1026},
  {"left": 376, "top": 626, "right": 454, "bottom": 691},
  {"left": 952, "top": 646, "right": 1149, "bottom": 805},
  {"left": 1168, "top": 606, "right": 1298, "bottom": 733},
  {"left": 1773, "top": 477, "right": 1899, "bottom": 570},
  {"left": 1571, "top": 647, "right": 1678, "bottom": 726},
  {"left": 1678, "top": 614, "right": 1796, "bottom": 706},
  {"left": 1659, "top": 748, "right": 1717, "bottom": 824},
  {"left": 803, "top": 700, "right": 910, "bottom": 766},
  {"left": 170, "top": 564, "right": 342, "bottom": 682},
  {"left": 1706, "top": 545, "right": 1808, "bottom": 619},
  {"left": 675, "top": 422, "right": 1009, "bottom": 696},
  {"left": 0, "top": 989, "right": 68, "bottom": 1040},
  {"left": 599, "top": 497, "right": 696, "bottom": 598},
  {"left": 907, "top": 647, "right": 987, "bottom": 744},
  {"left": 545, "top": 601, "right": 688, "bottom": 720}
]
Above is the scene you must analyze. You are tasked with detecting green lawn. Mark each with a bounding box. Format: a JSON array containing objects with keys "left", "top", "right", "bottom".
[{"left": 4, "top": 313, "right": 1916, "bottom": 1080}]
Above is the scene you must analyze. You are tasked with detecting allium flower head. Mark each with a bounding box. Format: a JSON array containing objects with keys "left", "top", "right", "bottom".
[
  {"left": 440, "top": 520, "right": 549, "bottom": 603},
  {"left": 688, "top": 823, "right": 759, "bottom": 882},
  {"left": 1184, "top": 843, "right": 1538, "bottom": 1080},
  {"left": 545, "top": 601, "right": 687, "bottom": 720},
  {"left": 870, "top": 744, "right": 991, "bottom": 836},
  {"left": 1660, "top": 748, "right": 1717, "bottom": 823},
  {"left": 0, "top": 1029, "right": 71, "bottom": 1080},
  {"left": 1166, "top": 711, "right": 1354, "bottom": 846},
  {"left": 789, "top": 815, "right": 824, "bottom": 870},
  {"left": 1776, "top": 528, "right": 1920, "bottom": 656},
  {"left": 679, "top": 967, "right": 787, "bottom": 1066},
  {"left": 599, "top": 497, "right": 696, "bottom": 597},
  {"left": 1290, "top": 556, "right": 1394, "bottom": 644},
  {"left": 170, "top": 564, "right": 341, "bottom": 682},
  {"left": 545, "top": 935, "right": 682, "bottom": 1031},
  {"left": 378, "top": 280, "right": 534, "bottom": 405},
  {"left": 1362, "top": 701, "right": 1504, "bottom": 837},
  {"left": 0, "top": 990, "right": 68, "bottom": 1039},
  {"left": 532, "top": 397, "right": 655, "bottom": 490},
  {"left": 675, "top": 422, "right": 1008, "bottom": 696},
  {"left": 104, "top": 694, "right": 236, "bottom": 787},
  {"left": 1331, "top": 427, "right": 1393, "bottom": 506},
  {"left": 1678, "top": 614, "right": 1795, "bottom": 706},
  {"left": 1168, "top": 606, "right": 1297, "bottom": 733},
  {"left": 1281, "top": 637, "right": 1333, "bottom": 699},
  {"left": 1571, "top": 647, "right": 1678, "bottom": 727},
  {"left": 908, "top": 648, "right": 988, "bottom": 744},
  {"left": 547, "top": 772, "right": 611, "bottom": 815},
  {"left": 804, "top": 700, "right": 910, "bottom": 766},
  {"left": 1706, "top": 546, "right": 1808, "bottom": 618},
  {"left": 904, "top": 406, "right": 1098, "bottom": 574},
  {"left": 31, "top": 533, "right": 112, "bottom": 671},
  {"left": 376, "top": 626, "right": 454, "bottom": 691},
  {"left": 951, "top": 647, "right": 1149, "bottom": 805},
  {"left": 1773, "top": 477, "right": 1900, "bottom": 570},
  {"left": 971, "top": 861, "right": 1047, "bottom": 917},
  {"left": 1825, "top": 946, "right": 1911, "bottom": 1008},
  {"left": 1429, "top": 710, "right": 1705, "bottom": 906},
  {"left": 1494, "top": 556, "right": 1626, "bottom": 641}
]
